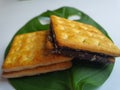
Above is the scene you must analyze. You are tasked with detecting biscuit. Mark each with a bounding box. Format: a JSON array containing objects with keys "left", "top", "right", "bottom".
[
  {"left": 49, "top": 15, "right": 120, "bottom": 57},
  {"left": 2, "top": 61, "right": 72, "bottom": 78},
  {"left": 2, "top": 31, "right": 72, "bottom": 72}
]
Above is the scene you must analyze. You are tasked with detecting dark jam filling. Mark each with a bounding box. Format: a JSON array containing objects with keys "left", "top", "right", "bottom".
[{"left": 49, "top": 23, "right": 114, "bottom": 63}]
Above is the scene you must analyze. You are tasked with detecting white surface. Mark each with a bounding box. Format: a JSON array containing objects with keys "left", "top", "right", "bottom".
[{"left": 0, "top": 0, "right": 120, "bottom": 90}]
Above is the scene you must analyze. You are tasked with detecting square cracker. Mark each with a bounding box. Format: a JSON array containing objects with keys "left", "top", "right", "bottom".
[
  {"left": 50, "top": 15, "right": 120, "bottom": 56},
  {"left": 2, "top": 31, "right": 72, "bottom": 72},
  {"left": 2, "top": 61, "right": 72, "bottom": 78}
]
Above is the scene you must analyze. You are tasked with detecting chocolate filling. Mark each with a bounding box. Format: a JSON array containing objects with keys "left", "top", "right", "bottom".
[{"left": 49, "top": 22, "right": 114, "bottom": 63}]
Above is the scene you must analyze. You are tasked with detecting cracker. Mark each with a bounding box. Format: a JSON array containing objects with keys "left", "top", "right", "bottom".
[
  {"left": 2, "top": 31, "right": 72, "bottom": 72},
  {"left": 2, "top": 61, "right": 72, "bottom": 78},
  {"left": 50, "top": 15, "right": 120, "bottom": 56}
]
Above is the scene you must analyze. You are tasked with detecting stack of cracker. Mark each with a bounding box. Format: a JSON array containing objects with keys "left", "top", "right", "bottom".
[
  {"left": 2, "top": 31, "right": 72, "bottom": 78},
  {"left": 47, "top": 15, "right": 120, "bottom": 62},
  {"left": 2, "top": 15, "right": 120, "bottom": 78}
]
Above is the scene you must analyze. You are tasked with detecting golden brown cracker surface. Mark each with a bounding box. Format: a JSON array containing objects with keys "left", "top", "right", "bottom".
[{"left": 50, "top": 15, "right": 120, "bottom": 56}]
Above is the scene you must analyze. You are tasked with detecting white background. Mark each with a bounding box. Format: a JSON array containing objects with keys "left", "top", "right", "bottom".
[{"left": 0, "top": 0, "right": 120, "bottom": 90}]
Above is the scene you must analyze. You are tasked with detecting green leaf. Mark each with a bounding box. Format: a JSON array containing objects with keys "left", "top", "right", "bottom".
[{"left": 5, "top": 6, "right": 114, "bottom": 90}]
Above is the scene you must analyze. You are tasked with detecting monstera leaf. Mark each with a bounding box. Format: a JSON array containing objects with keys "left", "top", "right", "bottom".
[{"left": 5, "top": 7, "right": 114, "bottom": 90}]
